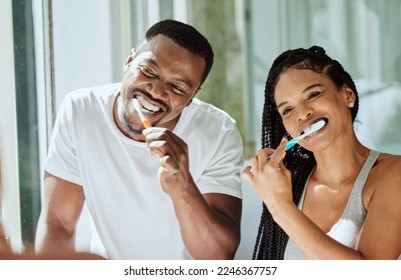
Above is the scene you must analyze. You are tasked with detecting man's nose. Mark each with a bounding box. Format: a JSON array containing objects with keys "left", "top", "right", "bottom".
[{"left": 146, "top": 80, "right": 168, "bottom": 99}]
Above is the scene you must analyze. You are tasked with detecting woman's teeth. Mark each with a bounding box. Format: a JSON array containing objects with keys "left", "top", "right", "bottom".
[
  {"left": 136, "top": 96, "right": 161, "bottom": 112},
  {"left": 303, "top": 119, "right": 326, "bottom": 136}
]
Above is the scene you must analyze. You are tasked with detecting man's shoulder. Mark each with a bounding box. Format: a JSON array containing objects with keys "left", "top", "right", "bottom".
[
  {"left": 58, "top": 83, "right": 120, "bottom": 116},
  {"left": 187, "top": 98, "right": 237, "bottom": 126},
  {"left": 66, "top": 83, "right": 121, "bottom": 101}
]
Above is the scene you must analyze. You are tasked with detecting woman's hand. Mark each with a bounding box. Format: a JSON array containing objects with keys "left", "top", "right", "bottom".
[{"left": 243, "top": 138, "right": 294, "bottom": 215}]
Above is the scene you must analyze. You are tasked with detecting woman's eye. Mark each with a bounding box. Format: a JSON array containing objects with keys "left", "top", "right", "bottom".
[
  {"left": 307, "top": 91, "right": 321, "bottom": 100},
  {"left": 282, "top": 107, "right": 293, "bottom": 116}
]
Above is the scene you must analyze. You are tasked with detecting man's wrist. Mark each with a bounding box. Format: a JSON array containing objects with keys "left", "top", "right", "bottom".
[{"left": 0, "top": 235, "right": 11, "bottom": 253}]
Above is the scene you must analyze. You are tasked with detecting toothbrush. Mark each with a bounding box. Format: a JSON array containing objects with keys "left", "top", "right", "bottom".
[
  {"left": 285, "top": 119, "right": 326, "bottom": 151},
  {"left": 132, "top": 99, "right": 152, "bottom": 128},
  {"left": 262, "top": 120, "right": 326, "bottom": 162},
  {"left": 132, "top": 99, "right": 164, "bottom": 157}
]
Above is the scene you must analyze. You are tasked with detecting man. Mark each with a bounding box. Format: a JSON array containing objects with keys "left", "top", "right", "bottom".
[{"left": 35, "top": 19, "right": 244, "bottom": 260}]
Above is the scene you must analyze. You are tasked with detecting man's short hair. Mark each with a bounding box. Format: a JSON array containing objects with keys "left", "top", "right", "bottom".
[{"left": 145, "top": 19, "right": 214, "bottom": 86}]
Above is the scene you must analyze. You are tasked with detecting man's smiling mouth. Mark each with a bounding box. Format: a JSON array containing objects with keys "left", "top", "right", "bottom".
[{"left": 136, "top": 95, "right": 162, "bottom": 113}]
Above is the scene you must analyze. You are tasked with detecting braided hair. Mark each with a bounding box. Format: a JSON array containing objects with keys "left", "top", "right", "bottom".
[{"left": 253, "top": 45, "right": 360, "bottom": 259}]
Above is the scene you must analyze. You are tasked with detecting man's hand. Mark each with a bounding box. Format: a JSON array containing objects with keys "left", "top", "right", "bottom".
[{"left": 143, "top": 127, "right": 194, "bottom": 195}]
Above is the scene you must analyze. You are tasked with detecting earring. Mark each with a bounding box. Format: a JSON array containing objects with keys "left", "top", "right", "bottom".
[{"left": 348, "top": 102, "right": 354, "bottom": 108}]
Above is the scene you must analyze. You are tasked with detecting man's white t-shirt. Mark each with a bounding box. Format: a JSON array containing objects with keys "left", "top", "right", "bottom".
[{"left": 45, "top": 83, "right": 244, "bottom": 259}]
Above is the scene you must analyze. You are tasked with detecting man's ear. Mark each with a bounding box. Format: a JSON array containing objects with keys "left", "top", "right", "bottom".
[
  {"left": 185, "top": 87, "right": 201, "bottom": 107},
  {"left": 185, "top": 98, "right": 194, "bottom": 107},
  {"left": 123, "top": 48, "right": 136, "bottom": 72}
]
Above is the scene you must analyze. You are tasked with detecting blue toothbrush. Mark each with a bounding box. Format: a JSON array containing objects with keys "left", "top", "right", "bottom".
[
  {"left": 264, "top": 120, "right": 326, "bottom": 162},
  {"left": 285, "top": 120, "right": 326, "bottom": 151},
  {"left": 250, "top": 120, "right": 326, "bottom": 171}
]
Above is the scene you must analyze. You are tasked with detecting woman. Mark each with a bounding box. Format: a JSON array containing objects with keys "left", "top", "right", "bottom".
[{"left": 243, "top": 46, "right": 401, "bottom": 260}]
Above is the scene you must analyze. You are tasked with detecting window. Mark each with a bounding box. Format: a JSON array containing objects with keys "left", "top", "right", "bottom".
[{"left": 0, "top": 0, "right": 43, "bottom": 253}]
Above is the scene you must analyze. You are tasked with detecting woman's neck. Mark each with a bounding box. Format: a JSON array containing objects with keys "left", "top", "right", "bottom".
[{"left": 312, "top": 139, "right": 370, "bottom": 186}]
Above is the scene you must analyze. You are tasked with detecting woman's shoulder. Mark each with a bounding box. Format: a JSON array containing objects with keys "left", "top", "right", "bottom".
[
  {"left": 370, "top": 152, "right": 401, "bottom": 181},
  {"left": 376, "top": 152, "right": 401, "bottom": 171},
  {"left": 365, "top": 153, "right": 401, "bottom": 191},
  {"left": 363, "top": 151, "right": 401, "bottom": 260},
  {"left": 365, "top": 151, "right": 401, "bottom": 201}
]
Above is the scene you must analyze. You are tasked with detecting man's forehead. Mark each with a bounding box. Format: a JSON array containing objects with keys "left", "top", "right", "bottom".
[
  {"left": 135, "top": 35, "right": 164, "bottom": 53},
  {"left": 136, "top": 35, "right": 181, "bottom": 55}
]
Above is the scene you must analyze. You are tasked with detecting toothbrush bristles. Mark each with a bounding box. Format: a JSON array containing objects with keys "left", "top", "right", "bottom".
[{"left": 305, "top": 120, "right": 325, "bottom": 136}]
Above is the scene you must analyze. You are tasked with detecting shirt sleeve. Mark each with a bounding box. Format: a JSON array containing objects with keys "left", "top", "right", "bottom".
[
  {"left": 44, "top": 93, "right": 83, "bottom": 186},
  {"left": 196, "top": 123, "right": 244, "bottom": 199}
]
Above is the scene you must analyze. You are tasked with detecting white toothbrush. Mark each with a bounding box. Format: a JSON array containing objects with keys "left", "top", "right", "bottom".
[
  {"left": 132, "top": 99, "right": 152, "bottom": 128},
  {"left": 132, "top": 99, "right": 164, "bottom": 158}
]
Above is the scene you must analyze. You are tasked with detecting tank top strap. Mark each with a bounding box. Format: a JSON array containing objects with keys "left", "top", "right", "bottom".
[
  {"left": 342, "top": 149, "right": 381, "bottom": 221},
  {"left": 352, "top": 149, "right": 380, "bottom": 193},
  {"left": 299, "top": 149, "right": 381, "bottom": 210}
]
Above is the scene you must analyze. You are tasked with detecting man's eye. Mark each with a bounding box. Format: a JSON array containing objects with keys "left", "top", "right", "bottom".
[
  {"left": 171, "top": 84, "right": 186, "bottom": 95},
  {"left": 139, "top": 66, "right": 156, "bottom": 77}
]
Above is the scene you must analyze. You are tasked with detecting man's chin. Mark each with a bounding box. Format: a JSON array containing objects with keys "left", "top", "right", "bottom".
[
  {"left": 124, "top": 123, "right": 143, "bottom": 135},
  {"left": 122, "top": 114, "right": 143, "bottom": 135}
]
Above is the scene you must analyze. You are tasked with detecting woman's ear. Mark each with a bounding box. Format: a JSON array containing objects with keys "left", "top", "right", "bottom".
[
  {"left": 342, "top": 85, "right": 356, "bottom": 106},
  {"left": 123, "top": 48, "right": 136, "bottom": 72}
]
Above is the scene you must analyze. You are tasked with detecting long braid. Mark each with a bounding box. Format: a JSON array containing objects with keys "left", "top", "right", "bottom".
[{"left": 253, "top": 46, "right": 359, "bottom": 259}]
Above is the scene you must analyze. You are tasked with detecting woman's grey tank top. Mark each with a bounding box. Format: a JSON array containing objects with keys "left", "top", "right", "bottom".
[{"left": 284, "top": 150, "right": 380, "bottom": 259}]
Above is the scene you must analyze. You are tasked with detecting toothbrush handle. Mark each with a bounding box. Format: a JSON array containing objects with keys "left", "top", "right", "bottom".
[
  {"left": 142, "top": 119, "right": 164, "bottom": 158},
  {"left": 142, "top": 119, "right": 152, "bottom": 129},
  {"left": 267, "top": 138, "right": 298, "bottom": 161},
  {"left": 285, "top": 139, "right": 298, "bottom": 151}
]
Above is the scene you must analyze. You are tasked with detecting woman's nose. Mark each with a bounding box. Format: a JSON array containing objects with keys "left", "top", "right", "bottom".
[{"left": 297, "top": 104, "right": 313, "bottom": 122}]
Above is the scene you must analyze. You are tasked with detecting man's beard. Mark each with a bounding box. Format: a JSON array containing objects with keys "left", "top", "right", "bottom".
[
  {"left": 119, "top": 93, "right": 165, "bottom": 135},
  {"left": 122, "top": 111, "right": 143, "bottom": 135}
]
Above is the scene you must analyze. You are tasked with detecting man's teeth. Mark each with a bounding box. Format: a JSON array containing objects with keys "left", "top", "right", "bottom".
[{"left": 137, "top": 96, "right": 161, "bottom": 112}]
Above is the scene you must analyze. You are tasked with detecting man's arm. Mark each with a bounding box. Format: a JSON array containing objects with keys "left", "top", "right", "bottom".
[
  {"left": 173, "top": 191, "right": 242, "bottom": 260},
  {"left": 144, "top": 127, "right": 242, "bottom": 259},
  {"left": 35, "top": 171, "right": 85, "bottom": 255}
]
